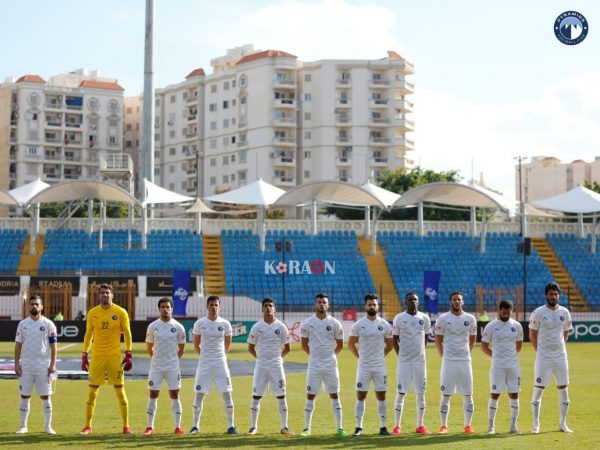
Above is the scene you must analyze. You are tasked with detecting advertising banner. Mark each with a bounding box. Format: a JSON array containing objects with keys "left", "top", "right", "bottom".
[
  {"left": 172, "top": 270, "right": 190, "bottom": 317},
  {"left": 423, "top": 271, "right": 441, "bottom": 314}
]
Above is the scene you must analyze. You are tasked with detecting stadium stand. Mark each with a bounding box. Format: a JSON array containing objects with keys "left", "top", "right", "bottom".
[
  {"left": 39, "top": 229, "right": 203, "bottom": 274},
  {"left": 221, "top": 229, "right": 375, "bottom": 308},
  {"left": 378, "top": 230, "right": 553, "bottom": 311},
  {"left": 0, "top": 229, "right": 28, "bottom": 273}
]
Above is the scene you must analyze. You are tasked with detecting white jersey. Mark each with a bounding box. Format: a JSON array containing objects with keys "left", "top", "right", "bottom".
[
  {"left": 301, "top": 314, "right": 343, "bottom": 369},
  {"left": 435, "top": 311, "right": 477, "bottom": 361},
  {"left": 481, "top": 318, "right": 523, "bottom": 369},
  {"left": 350, "top": 315, "right": 392, "bottom": 368},
  {"left": 145, "top": 318, "right": 186, "bottom": 372},
  {"left": 15, "top": 316, "right": 57, "bottom": 373},
  {"left": 247, "top": 319, "right": 289, "bottom": 367},
  {"left": 192, "top": 316, "right": 232, "bottom": 364},
  {"left": 529, "top": 304, "right": 572, "bottom": 360},
  {"left": 392, "top": 311, "right": 431, "bottom": 363}
]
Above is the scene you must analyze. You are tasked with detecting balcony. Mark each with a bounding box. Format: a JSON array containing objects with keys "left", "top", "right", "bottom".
[
  {"left": 45, "top": 99, "right": 63, "bottom": 109},
  {"left": 187, "top": 94, "right": 199, "bottom": 103},
  {"left": 64, "top": 173, "right": 81, "bottom": 180},
  {"left": 336, "top": 79, "right": 351, "bottom": 88},
  {"left": 274, "top": 79, "right": 296, "bottom": 89},
  {"left": 395, "top": 79, "right": 415, "bottom": 94},
  {"left": 45, "top": 137, "right": 62, "bottom": 144},
  {"left": 65, "top": 96, "right": 83, "bottom": 110},
  {"left": 186, "top": 130, "right": 198, "bottom": 138},
  {"left": 64, "top": 153, "right": 82, "bottom": 162},
  {"left": 335, "top": 156, "right": 352, "bottom": 166},
  {"left": 395, "top": 137, "right": 415, "bottom": 150},
  {"left": 369, "top": 99, "right": 388, "bottom": 108},
  {"left": 336, "top": 137, "right": 352, "bottom": 146},
  {"left": 237, "top": 140, "right": 249, "bottom": 148},
  {"left": 65, "top": 121, "right": 82, "bottom": 128},
  {"left": 369, "top": 157, "right": 389, "bottom": 167},
  {"left": 273, "top": 137, "right": 296, "bottom": 147},
  {"left": 274, "top": 176, "right": 295, "bottom": 187},
  {"left": 369, "top": 137, "right": 392, "bottom": 146},
  {"left": 395, "top": 99, "right": 414, "bottom": 113},
  {"left": 392, "top": 118, "right": 414, "bottom": 132},
  {"left": 335, "top": 116, "right": 352, "bottom": 126},
  {"left": 238, "top": 120, "right": 248, "bottom": 128},
  {"left": 369, "top": 79, "right": 390, "bottom": 89},
  {"left": 186, "top": 168, "right": 197, "bottom": 175},
  {"left": 46, "top": 120, "right": 62, "bottom": 127},
  {"left": 274, "top": 99, "right": 296, "bottom": 108},
  {"left": 336, "top": 176, "right": 352, "bottom": 183},
  {"left": 370, "top": 117, "right": 390, "bottom": 127},
  {"left": 187, "top": 114, "right": 197, "bottom": 121},
  {"left": 271, "top": 154, "right": 295, "bottom": 167},
  {"left": 274, "top": 117, "right": 297, "bottom": 127},
  {"left": 335, "top": 98, "right": 351, "bottom": 108}
]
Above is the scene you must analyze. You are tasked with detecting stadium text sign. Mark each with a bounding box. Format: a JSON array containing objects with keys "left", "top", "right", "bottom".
[
  {"left": 569, "top": 321, "right": 600, "bottom": 342},
  {"left": 264, "top": 260, "right": 335, "bottom": 275}
]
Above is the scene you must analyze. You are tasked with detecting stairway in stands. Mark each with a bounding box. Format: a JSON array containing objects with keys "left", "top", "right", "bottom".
[
  {"left": 359, "top": 237, "right": 402, "bottom": 319},
  {"left": 532, "top": 237, "right": 589, "bottom": 312},
  {"left": 17, "top": 234, "right": 45, "bottom": 276},
  {"left": 203, "top": 235, "right": 226, "bottom": 296}
]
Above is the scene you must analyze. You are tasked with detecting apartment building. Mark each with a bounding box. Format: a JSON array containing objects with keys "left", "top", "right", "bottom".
[
  {"left": 0, "top": 69, "right": 124, "bottom": 195},
  {"left": 517, "top": 156, "right": 600, "bottom": 202},
  {"left": 123, "top": 94, "right": 142, "bottom": 194},
  {"left": 142, "top": 45, "right": 414, "bottom": 198}
]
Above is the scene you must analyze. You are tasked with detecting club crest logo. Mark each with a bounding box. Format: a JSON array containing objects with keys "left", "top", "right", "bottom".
[
  {"left": 112, "top": 315, "right": 117, "bottom": 320},
  {"left": 419, "top": 320, "right": 424, "bottom": 326},
  {"left": 464, "top": 321, "right": 469, "bottom": 326},
  {"left": 40, "top": 326, "right": 45, "bottom": 331},
  {"left": 275, "top": 329, "right": 281, "bottom": 334},
  {"left": 326, "top": 325, "right": 332, "bottom": 331},
  {"left": 554, "top": 11, "right": 588, "bottom": 45},
  {"left": 378, "top": 326, "right": 383, "bottom": 331},
  {"left": 218, "top": 326, "right": 224, "bottom": 331},
  {"left": 171, "top": 327, "right": 176, "bottom": 333},
  {"left": 560, "top": 316, "right": 565, "bottom": 321}
]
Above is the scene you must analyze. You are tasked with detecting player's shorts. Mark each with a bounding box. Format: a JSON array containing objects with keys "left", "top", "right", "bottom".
[
  {"left": 306, "top": 366, "right": 340, "bottom": 395},
  {"left": 89, "top": 356, "right": 124, "bottom": 386},
  {"left": 19, "top": 372, "right": 53, "bottom": 396},
  {"left": 490, "top": 366, "right": 521, "bottom": 394},
  {"left": 194, "top": 362, "right": 232, "bottom": 394},
  {"left": 534, "top": 357, "right": 569, "bottom": 387},
  {"left": 440, "top": 360, "right": 473, "bottom": 395},
  {"left": 356, "top": 365, "right": 388, "bottom": 392},
  {"left": 252, "top": 364, "right": 286, "bottom": 397},
  {"left": 148, "top": 368, "right": 181, "bottom": 391},
  {"left": 396, "top": 361, "right": 427, "bottom": 394}
]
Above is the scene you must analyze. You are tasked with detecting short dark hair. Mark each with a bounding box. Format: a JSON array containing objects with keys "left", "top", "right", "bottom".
[
  {"left": 545, "top": 282, "right": 560, "bottom": 294},
  {"left": 262, "top": 297, "right": 275, "bottom": 307},
  {"left": 99, "top": 283, "right": 113, "bottom": 292},
  {"left": 449, "top": 291, "right": 463, "bottom": 300},
  {"left": 364, "top": 293, "right": 378, "bottom": 303},
  {"left": 206, "top": 295, "right": 220, "bottom": 305},
  {"left": 315, "top": 292, "right": 328, "bottom": 301},
  {"left": 158, "top": 297, "right": 173, "bottom": 308},
  {"left": 29, "top": 294, "right": 42, "bottom": 303},
  {"left": 405, "top": 291, "right": 418, "bottom": 301},
  {"left": 499, "top": 300, "right": 513, "bottom": 310}
]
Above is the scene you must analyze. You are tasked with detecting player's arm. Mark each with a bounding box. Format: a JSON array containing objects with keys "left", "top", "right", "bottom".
[
  {"left": 82, "top": 314, "right": 94, "bottom": 353},
  {"left": 49, "top": 340, "right": 57, "bottom": 375},
  {"left": 435, "top": 334, "right": 444, "bottom": 358},
  {"left": 393, "top": 334, "right": 400, "bottom": 354},
  {"left": 515, "top": 340, "right": 523, "bottom": 353},
  {"left": 563, "top": 330, "right": 569, "bottom": 342},
  {"left": 468, "top": 334, "right": 476, "bottom": 352},
  {"left": 224, "top": 334, "right": 232, "bottom": 354},
  {"left": 14, "top": 341, "right": 22, "bottom": 377},
  {"left": 347, "top": 335, "right": 359, "bottom": 359},
  {"left": 281, "top": 342, "right": 291, "bottom": 358},
  {"left": 480, "top": 340, "right": 492, "bottom": 357},
  {"left": 193, "top": 333, "right": 201, "bottom": 354},
  {"left": 301, "top": 337, "right": 310, "bottom": 355},
  {"left": 529, "top": 328, "right": 538, "bottom": 351},
  {"left": 177, "top": 343, "right": 185, "bottom": 359},
  {"left": 248, "top": 342, "right": 257, "bottom": 359},
  {"left": 121, "top": 311, "right": 133, "bottom": 352},
  {"left": 146, "top": 342, "right": 154, "bottom": 357},
  {"left": 334, "top": 338, "right": 343, "bottom": 355},
  {"left": 384, "top": 336, "right": 394, "bottom": 356}
]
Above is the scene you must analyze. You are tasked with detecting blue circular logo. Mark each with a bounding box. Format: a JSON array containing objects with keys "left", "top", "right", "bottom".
[
  {"left": 378, "top": 325, "right": 383, "bottom": 331},
  {"left": 275, "top": 329, "right": 280, "bottom": 335},
  {"left": 560, "top": 316, "right": 565, "bottom": 321},
  {"left": 441, "top": 385, "right": 445, "bottom": 392},
  {"left": 326, "top": 325, "right": 332, "bottom": 331},
  {"left": 307, "top": 385, "right": 312, "bottom": 391},
  {"left": 170, "top": 327, "right": 176, "bottom": 333},
  {"left": 464, "top": 321, "right": 469, "bottom": 326},
  {"left": 40, "top": 326, "right": 45, "bottom": 331},
  {"left": 196, "top": 384, "right": 201, "bottom": 390},
  {"left": 554, "top": 11, "right": 588, "bottom": 45},
  {"left": 149, "top": 381, "right": 154, "bottom": 386},
  {"left": 536, "top": 377, "right": 542, "bottom": 383},
  {"left": 397, "top": 384, "right": 402, "bottom": 390},
  {"left": 357, "top": 382, "right": 363, "bottom": 388},
  {"left": 511, "top": 327, "right": 516, "bottom": 332},
  {"left": 112, "top": 315, "right": 117, "bottom": 320},
  {"left": 492, "top": 384, "right": 497, "bottom": 390},
  {"left": 218, "top": 326, "right": 224, "bottom": 331},
  {"left": 418, "top": 320, "right": 424, "bottom": 326}
]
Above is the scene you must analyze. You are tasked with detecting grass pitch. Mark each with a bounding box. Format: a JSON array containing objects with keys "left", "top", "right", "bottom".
[{"left": 0, "top": 341, "right": 598, "bottom": 449}]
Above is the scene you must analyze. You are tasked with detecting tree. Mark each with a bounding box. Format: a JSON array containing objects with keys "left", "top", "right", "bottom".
[
  {"left": 324, "top": 167, "right": 469, "bottom": 221},
  {"left": 36, "top": 201, "right": 129, "bottom": 218}
]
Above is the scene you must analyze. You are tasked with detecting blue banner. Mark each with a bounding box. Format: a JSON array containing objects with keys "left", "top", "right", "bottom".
[
  {"left": 423, "top": 271, "right": 441, "bottom": 314},
  {"left": 172, "top": 270, "right": 191, "bottom": 316}
]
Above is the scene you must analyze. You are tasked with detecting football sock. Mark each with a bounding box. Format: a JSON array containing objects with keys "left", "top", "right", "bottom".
[
  {"left": 222, "top": 392, "right": 235, "bottom": 428},
  {"left": 304, "top": 399, "right": 315, "bottom": 430},
  {"left": 146, "top": 397, "right": 158, "bottom": 428},
  {"left": 488, "top": 398, "right": 498, "bottom": 429},
  {"left": 355, "top": 399, "right": 365, "bottom": 428},
  {"left": 278, "top": 398, "right": 289, "bottom": 429},
  {"left": 531, "top": 387, "right": 544, "bottom": 429},
  {"left": 416, "top": 393, "right": 426, "bottom": 427},
  {"left": 394, "top": 393, "right": 405, "bottom": 427},
  {"left": 85, "top": 386, "right": 99, "bottom": 428},
  {"left": 192, "top": 392, "right": 205, "bottom": 428},
  {"left": 114, "top": 386, "right": 129, "bottom": 428},
  {"left": 331, "top": 398, "right": 343, "bottom": 429},
  {"left": 377, "top": 400, "right": 387, "bottom": 428},
  {"left": 440, "top": 395, "right": 450, "bottom": 427},
  {"left": 509, "top": 398, "right": 519, "bottom": 429},
  {"left": 19, "top": 398, "right": 30, "bottom": 427},
  {"left": 41, "top": 398, "right": 53, "bottom": 428},
  {"left": 558, "top": 388, "right": 570, "bottom": 428},
  {"left": 171, "top": 398, "right": 182, "bottom": 428},
  {"left": 250, "top": 398, "right": 261, "bottom": 429},
  {"left": 463, "top": 395, "right": 474, "bottom": 426}
]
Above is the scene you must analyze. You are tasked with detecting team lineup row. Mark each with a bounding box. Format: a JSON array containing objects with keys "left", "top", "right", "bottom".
[{"left": 13, "top": 282, "right": 573, "bottom": 437}]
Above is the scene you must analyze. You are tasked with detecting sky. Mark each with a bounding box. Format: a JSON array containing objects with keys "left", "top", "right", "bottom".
[{"left": 2, "top": 0, "right": 600, "bottom": 198}]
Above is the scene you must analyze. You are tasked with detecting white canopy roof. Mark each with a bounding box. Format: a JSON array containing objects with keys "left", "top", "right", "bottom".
[
  {"left": 26, "top": 180, "right": 138, "bottom": 206},
  {"left": 9, "top": 178, "right": 51, "bottom": 205},
  {"left": 531, "top": 185, "right": 600, "bottom": 214},
  {"left": 186, "top": 198, "right": 217, "bottom": 213},
  {"left": 143, "top": 178, "right": 194, "bottom": 206},
  {"left": 0, "top": 188, "right": 19, "bottom": 206},
  {"left": 392, "top": 182, "right": 510, "bottom": 210},
  {"left": 360, "top": 181, "right": 401, "bottom": 208},
  {"left": 274, "top": 180, "right": 387, "bottom": 208},
  {"left": 204, "top": 179, "right": 285, "bottom": 206}
]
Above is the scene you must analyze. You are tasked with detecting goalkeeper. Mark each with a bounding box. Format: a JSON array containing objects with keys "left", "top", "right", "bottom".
[{"left": 80, "top": 283, "right": 134, "bottom": 435}]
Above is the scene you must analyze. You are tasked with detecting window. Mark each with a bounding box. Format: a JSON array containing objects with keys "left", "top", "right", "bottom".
[
  {"left": 304, "top": 131, "right": 311, "bottom": 140},
  {"left": 232, "top": 98, "right": 236, "bottom": 107},
  {"left": 169, "top": 165, "right": 175, "bottom": 173},
  {"left": 304, "top": 93, "right": 311, "bottom": 101},
  {"left": 27, "top": 147, "right": 38, "bottom": 156},
  {"left": 109, "top": 136, "right": 117, "bottom": 144},
  {"left": 210, "top": 121, "right": 217, "bottom": 130},
  {"left": 182, "top": 145, "right": 189, "bottom": 154},
  {"left": 222, "top": 136, "right": 229, "bottom": 147},
  {"left": 223, "top": 81, "right": 230, "bottom": 90},
  {"left": 304, "top": 151, "right": 311, "bottom": 159},
  {"left": 209, "top": 103, "right": 217, "bottom": 112},
  {"left": 170, "top": 95, "right": 176, "bottom": 103},
  {"left": 231, "top": 154, "right": 236, "bottom": 162},
  {"left": 211, "top": 85, "right": 217, "bottom": 93},
  {"left": 372, "top": 72, "right": 382, "bottom": 81},
  {"left": 125, "top": 140, "right": 132, "bottom": 148},
  {"left": 155, "top": 98, "right": 160, "bottom": 106},
  {"left": 223, "top": 174, "right": 229, "bottom": 183},
  {"left": 210, "top": 139, "right": 217, "bottom": 149},
  {"left": 304, "top": 112, "right": 311, "bottom": 121},
  {"left": 223, "top": 118, "right": 229, "bottom": 128},
  {"left": 169, "top": 183, "right": 175, "bottom": 190},
  {"left": 239, "top": 151, "right": 247, "bottom": 162},
  {"left": 169, "top": 112, "right": 176, "bottom": 124},
  {"left": 222, "top": 100, "right": 229, "bottom": 109},
  {"left": 304, "top": 73, "right": 311, "bottom": 82},
  {"left": 154, "top": 167, "right": 160, "bottom": 176},
  {"left": 210, "top": 158, "right": 216, "bottom": 167},
  {"left": 239, "top": 75, "right": 247, "bottom": 86},
  {"left": 125, "top": 124, "right": 132, "bottom": 131},
  {"left": 340, "top": 71, "right": 350, "bottom": 81},
  {"left": 231, "top": 136, "right": 236, "bottom": 144},
  {"left": 154, "top": 150, "right": 160, "bottom": 158},
  {"left": 210, "top": 176, "right": 216, "bottom": 185},
  {"left": 126, "top": 107, "right": 132, "bottom": 114},
  {"left": 222, "top": 155, "right": 229, "bottom": 165},
  {"left": 26, "top": 163, "right": 38, "bottom": 175},
  {"left": 154, "top": 133, "right": 160, "bottom": 141},
  {"left": 136, "top": 124, "right": 140, "bottom": 131},
  {"left": 231, "top": 173, "right": 236, "bottom": 181},
  {"left": 304, "top": 170, "right": 310, "bottom": 179},
  {"left": 169, "top": 130, "right": 176, "bottom": 138},
  {"left": 170, "top": 147, "right": 176, "bottom": 156},
  {"left": 232, "top": 79, "right": 236, "bottom": 88},
  {"left": 182, "top": 91, "right": 188, "bottom": 100},
  {"left": 239, "top": 171, "right": 246, "bottom": 181},
  {"left": 340, "top": 91, "right": 348, "bottom": 103},
  {"left": 240, "top": 96, "right": 246, "bottom": 105}
]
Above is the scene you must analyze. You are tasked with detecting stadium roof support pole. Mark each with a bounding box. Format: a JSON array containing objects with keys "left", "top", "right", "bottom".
[
  {"left": 195, "top": 211, "right": 202, "bottom": 235},
  {"left": 417, "top": 202, "right": 423, "bottom": 237},
  {"left": 578, "top": 213, "right": 584, "bottom": 238},
  {"left": 365, "top": 206, "right": 371, "bottom": 239},
  {"left": 591, "top": 214, "right": 597, "bottom": 254},
  {"left": 142, "top": 206, "right": 148, "bottom": 249},
  {"left": 87, "top": 199, "right": 93, "bottom": 235},
  {"left": 311, "top": 200, "right": 317, "bottom": 236},
  {"left": 258, "top": 206, "right": 265, "bottom": 252},
  {"left": 28, "top": 204, "right": 39, "bottom": 255},
  {"left": 470, "top": 206, "right": 477, "bottom": 237},
  {"left": 99, "top": 200, "right": 105, "bottom": 250},
  {"left": 370, "top": 207, "right": 381, "bottom": 256},
  {"left": 480, "top": 211, "right": 487, "bottom": 253}
]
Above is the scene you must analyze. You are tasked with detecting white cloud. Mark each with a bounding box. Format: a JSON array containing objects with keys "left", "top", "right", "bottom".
[{"left": 413, "top": 72, "right": 600, "bottom": 198}]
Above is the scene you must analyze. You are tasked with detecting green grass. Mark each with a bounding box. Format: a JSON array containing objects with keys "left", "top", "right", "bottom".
[{"left": 0, "top": 341, "right": 598, "bottom": 448}]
